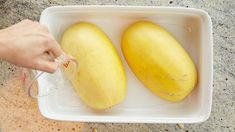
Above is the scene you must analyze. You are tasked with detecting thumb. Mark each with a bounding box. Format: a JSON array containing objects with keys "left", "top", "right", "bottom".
[{"left": 35, "top": 60, "right": 59, "bottom": 73}]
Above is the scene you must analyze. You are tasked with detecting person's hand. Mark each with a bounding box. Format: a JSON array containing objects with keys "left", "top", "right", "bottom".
[{"left": 0, "top": 19, "right": 63, "bottom": 73}]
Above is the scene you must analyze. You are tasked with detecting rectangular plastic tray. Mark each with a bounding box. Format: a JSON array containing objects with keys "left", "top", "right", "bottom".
[{"left": 38, "top": 6, "right": 213, "bottom": 123}]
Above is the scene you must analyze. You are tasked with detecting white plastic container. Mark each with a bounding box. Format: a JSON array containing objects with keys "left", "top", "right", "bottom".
[{"left": 39, "top": 6, "right": 213, "bottom": 123}]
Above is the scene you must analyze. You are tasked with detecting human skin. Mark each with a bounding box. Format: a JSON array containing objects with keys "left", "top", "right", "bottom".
[{"left": 0, "top": 19, "right": 64, "bottom": 73}]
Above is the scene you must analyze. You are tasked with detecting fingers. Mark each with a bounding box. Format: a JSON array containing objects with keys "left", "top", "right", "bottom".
[
  {"left": 41, "top": 33, "right": 64, "bottom": 58},
  {"left": 40, "top": 52, "right": 54, "bottom": 61},
  {"left": 50, "top": 41, "right": 64, "bottom": 58},
  {"left": 34, "top": 21, "right": 63, "bottom": 58},
  {"left": 46, "top": 34, "right": 64, "bottom": 58},
  {"left": 34, "top": 60, "right": 59, "bottom": 73},
  {"left": 37, "top": 52, "right": 60, "bottom": 73},
  {"left": 40, "top": 25, "right": 49, "bottom": 33},
  {"left": 22, "top": 19, "right": 64, "bottom": 63}
]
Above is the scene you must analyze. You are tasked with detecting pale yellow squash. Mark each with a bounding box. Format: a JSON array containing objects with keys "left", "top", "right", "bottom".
[
  {"left": 61, "top": 22, "right": 126, "bottom": 109},
  {"left": 122, "top": 21, "right": 197, "bottom": 102}
]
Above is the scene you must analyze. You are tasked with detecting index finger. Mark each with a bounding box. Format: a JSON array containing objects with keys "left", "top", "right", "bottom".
[
  {"left": 50, "top": 41, "right": 64, "bottom": 58},
  {"left": 46, "top": 35, "right": 64, "bottom": 58}
]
